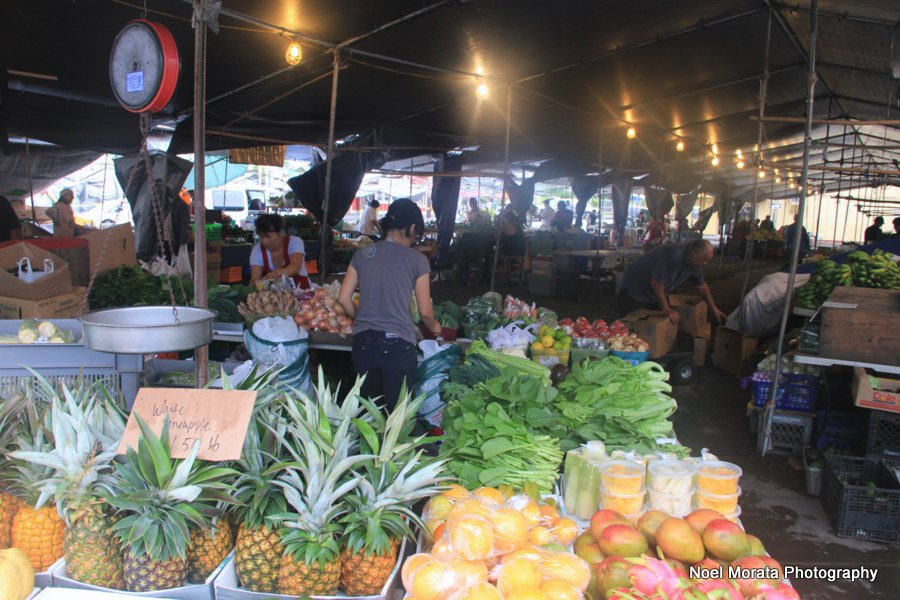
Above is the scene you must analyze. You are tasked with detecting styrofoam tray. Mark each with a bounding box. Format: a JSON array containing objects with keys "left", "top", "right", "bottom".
[
  {"left": 34, "top": 589, "right": 176, "bottom": 600},
  {"left": 214, "top": 539, "right": 407, "bottom": 600},
  {"left": 49, "top": 552, "right": 229, "bottom": 600},
  {"left": 35, "top": 559, "right": 63, "bottom": 588}
]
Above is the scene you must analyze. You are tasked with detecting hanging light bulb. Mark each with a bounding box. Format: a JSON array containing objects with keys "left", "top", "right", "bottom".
[
  {"left": 736, "top": 149, "right": 743, "bottom": 159},
  {"left": 758, "top": 169, "right": 766, "bottom": 179},
  {"left": 285, "top": 42, "right": 303, "bottom": 65},
  {"left": 626, "top": 126, "right": 636, "bottom": 139},
  {"left": 475, "top": 81, "right": 489, "bottom": 99},
  {"left": 711, "top": 143, "right": 719, "bottom": 155},
  {"left": 676, "top": 140, "right": 685, "bottom": 152},
  {"left": 789, "top": 180, "right": 796, "bottom": 189},
  {"left": 775, "top": 176, "right": 782, "bottom": 184},
  {"left": 736, "top": 159, "right": 745, "bottom": 169},
  {"left": 711, "top": 156, "right": 720, "bottom": 166}
]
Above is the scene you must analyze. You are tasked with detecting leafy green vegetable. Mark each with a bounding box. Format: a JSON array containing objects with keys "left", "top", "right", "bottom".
[
  {"left": 447, "top": 354, "right": 501, "bottom": 387},
  {"left": 207, "top": 284, "right": 254, "bottom": 323},
  {"left": 88, "top": 265, "right": 193, "bottom": 309},
  {"left": 467, "top": 340, "right": 550, "bottom": 380}
]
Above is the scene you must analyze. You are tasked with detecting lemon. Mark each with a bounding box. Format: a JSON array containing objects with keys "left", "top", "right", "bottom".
[
  {"left": 531, "top": 341, "right": 545, "bottom": 351},
  {"left": 542, "top": 336, "right": 556, "bottom": 348}
]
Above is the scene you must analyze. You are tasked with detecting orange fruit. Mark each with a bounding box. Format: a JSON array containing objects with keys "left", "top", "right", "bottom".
[
  {"left": 539, "top": 504, "right": 561, "bottom": 523},
  {"left": 492, "top": 507, "right": 529, "bottom": 553},
  {"left": 451, "top": 518, "right": 495, "bottom": 560},
  {"left": 426, "top": 495, "right": 455, "bottom": 520},
  {"left": 504, "top": 589, "right": 547, "bottom": 600},
  {"left": 432, "top": 522, "right": 447, "bottom": 541},
  {"left": 528, "top": 525, "right": 554, "bottom": 546},
  {"left": 497, "top": 557, "right": 543, "bottom": 596},
  {"left": 502, "top": 545, "right": 547, "bottom": 565},
  {"left": 551, "top": 518, "right": 579, "bottom": 546},
  {"left": 402, "top": 554, "right": 433, "bottom": 591},
  {"left": 456, "top": 582, "right": 503, "bottom": 600},
  {"left": 410, "top": 560, "right": 460, "bottom": 600},
  {"left": 540, "top": 579, "right": 581, "bottom": 600},
  {"left": 449, "top": 558, "right": 489, "bottom": 585},
  {"left": 450, "top": 498, "right": 495, "bottom": 521},
  {"left": 432, "top": 538, "right": 456, "bottom": 559},
  {"left": 539, "top": 553, "right": 591, "bottom": 592},
  {"left": 520, "top": 502, "right": 542, "bottom": 528},
  {"left": 443, "top": 484, "right": 471, "bottom": 500},
  {"left": 473, "top": 487, "right": 505, "bottom": 505}
]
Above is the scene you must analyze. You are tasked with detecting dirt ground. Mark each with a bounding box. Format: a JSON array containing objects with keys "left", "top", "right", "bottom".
[{"left": 431, "top": 257, "right": 900, "bottom": 599}]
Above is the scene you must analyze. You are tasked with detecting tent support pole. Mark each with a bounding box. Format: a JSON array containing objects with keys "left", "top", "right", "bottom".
[
  {"left": 321, "top": 50, "right": 341, "bottom": 282},
  {"left": 813, "top": 96, "right": 833, "bottom": 248},
  {"left": 24, "top": 137, "right": 36, "bottom": 223},
  {"left": 490, "top": 86, "right": 513, "bottom": 292},
  {"left": 740, "top": 6, "right": 773, "bottom": 301},
  {"left": 762, "top": 0, "right": 818, "bottom": 456},
  {"left": 192, "top": 0, "right": 209, "bottom": 388}
]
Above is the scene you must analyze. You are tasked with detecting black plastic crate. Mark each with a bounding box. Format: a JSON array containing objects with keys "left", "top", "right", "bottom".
[
  {"left": 821, "top": 454, "right": 900, "bottom": 544},
  {"left": 867, "top": 410, "right": 900, "bottom": 459},
  {"left": 816, "top": 411, "right": 865, "bottom": 455},
  {"left": 758, "top": 409, "right": 814, "bottom": 456}
]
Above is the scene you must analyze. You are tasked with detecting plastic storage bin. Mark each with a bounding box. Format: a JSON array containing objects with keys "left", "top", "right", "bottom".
[
  {"left": 751, "top": 372, "right": 819, "bottom": 412},
  {"left": 530, "top": 346, "right": 570, "bottom": 367},
  {"left": 758, "top": 409, "right": 814, "bottom": 456},
  {"left": 866, "top": 410, "right": 900, "bottom": 458},
  {"left": 610, "top": 349, "right": 649, "bottom": 365},
  {"left": 821, "top": 454, "right": 900, "bottom": 544},
  {"left": 0, "top": 319, "right": 142, "bottom": 408}
]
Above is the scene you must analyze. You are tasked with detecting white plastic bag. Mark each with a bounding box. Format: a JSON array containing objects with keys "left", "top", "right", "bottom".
[
  {"left": 252, "top": 316, "right": 307, "bottom": 343},
  {"left": 18, "top": 257, "right": 55, "bottom": 283},
  {"left": 175, "top": 244, "right": 193, "bottom": 278}
]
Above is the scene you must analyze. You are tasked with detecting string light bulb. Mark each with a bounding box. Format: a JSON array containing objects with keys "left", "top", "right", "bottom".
[
  {"left": 475, "top": 81, "right": 489, "bottom": 99},
  {"left": 775, "top": 176, "right": 782, "bottom": 184},
  {"left": 711, "top": 156, "right": 720, "bottom": 166},
  {"left": 736, "top": 160, "right": 745, "bottom": 169},
  {"left": 789, "top": 181, "right": 796, "bottom": 189},
  {"left": 758, "top": 169, "right": 765, "bottom": 179},
  {"left": 285, "top": 42, "right": 302, "bottom": 65},
  {"left": 736, "top": 149, "right": 743, "bottom": 159},
  {"left": 626, "top": 126, "right": 636, "bottom": 139},
  {"left": 676, "top": 140, "right": 685, "bottom": 152},
  {"left": 711, "top": 143, "right": 719, "bottom": 155}
]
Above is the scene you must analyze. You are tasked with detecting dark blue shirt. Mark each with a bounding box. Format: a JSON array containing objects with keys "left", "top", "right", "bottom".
[{"left": 620, "top": 243, "right": 704, "bottom": 304}]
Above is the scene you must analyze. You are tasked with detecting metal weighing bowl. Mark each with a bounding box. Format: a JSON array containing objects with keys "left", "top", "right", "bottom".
[{"left": 79, "top": 306, "right": 217, "bottom": 354}]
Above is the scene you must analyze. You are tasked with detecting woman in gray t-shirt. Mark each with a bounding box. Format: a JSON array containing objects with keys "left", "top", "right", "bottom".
[{"left": 338, "top": 199, "right": 441, "bottom": 410}]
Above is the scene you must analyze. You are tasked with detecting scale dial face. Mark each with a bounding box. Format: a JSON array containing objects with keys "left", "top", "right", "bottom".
[{"left": 109, "top": 19, "right": 179, "bottom": 113}]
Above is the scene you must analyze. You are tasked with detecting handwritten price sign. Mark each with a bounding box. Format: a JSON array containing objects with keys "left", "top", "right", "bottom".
[{"left": 119, "top": 388, "right": 257, "bottom": 461}]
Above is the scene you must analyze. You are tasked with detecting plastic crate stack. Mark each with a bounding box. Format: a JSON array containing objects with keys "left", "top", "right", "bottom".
[
  {"left": 821, "top": 454, "right": 900, "bottom": 544},
  {"left": 751, "top": 371, "right": 820, "bottom": 456}
]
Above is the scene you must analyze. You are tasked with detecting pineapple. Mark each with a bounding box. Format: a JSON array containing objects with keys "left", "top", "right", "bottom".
[
  {"left": 8, "top": 400, "right": 65, "bottom": 572},
  {"left": 9, "top": 379, "right": 126, "bottom": 588},
  {"left": 231, "top": 405, "right": 288, "bottom": 593},
  {"left": 0, "top": 395, "right": 25, "bottom": 548},
  {"left": 272, "top": 381, "right": 372, "bottom": 596},
  {"left": 186, "top": 515, "right": 233, "bottom": 583},
  {"left": 340, "top": 392, "right": 449, "bottom": 595},
  {"left": 106, "top": 414, "right": 236, "bottom": 591}
]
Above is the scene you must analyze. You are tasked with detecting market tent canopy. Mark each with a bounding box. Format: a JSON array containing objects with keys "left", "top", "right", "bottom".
[
  {"left": 3, "top": 0, "right": 898, "bottom": 200},
  {"left": 183, "top": 155, "right": 248, "bottom": 190}
]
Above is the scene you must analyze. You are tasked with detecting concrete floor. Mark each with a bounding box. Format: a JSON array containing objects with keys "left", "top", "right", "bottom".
[{"left": 431, "top": 257, "right": 900, "bottom": 598}]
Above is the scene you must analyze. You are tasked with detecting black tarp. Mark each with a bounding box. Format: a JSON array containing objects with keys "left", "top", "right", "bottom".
[
  {"left": 611, "top": 178, "right": 633, "bottom": 241},
  {"left": 645, "top": 187, "right": 674, "bottom": 217},
  {"left": 114, "top": 151, "right": 193, "bottom": 261},
  {"left": 0, "top": 144, "right": 99, "bottom": 198},
  {"left": 287, "top": 150, "right": 386, "bottom": 227},
  {"left": 505, "top": 176, "right": 536, "bottom": 216},
  {"left": 432, "top": 153, "right": 462, "bottom": 265}
]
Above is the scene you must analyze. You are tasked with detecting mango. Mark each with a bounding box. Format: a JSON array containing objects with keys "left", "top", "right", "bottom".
[
  {"left": 597, "top": 524, "right": 648, "bottom": 557},
  {"left": 702, "top": 519, "right": 751, "bottom": 561},
  {"left": 684, "top": 508, "right": 725, "bottom": 534},
  {"left": 588, "top": 509, "right": 630, "bottom": 542},
  {"left": 746, "top": 533, "right": 766, "bottom": 556},
  {"left": 636, "top": 510, "right": 668, "bottom": 546},
  {"left": 593, "top": 557, "right": 631, "bottom": 596},
  {"left": 655, "top": 517, "right": 705, "bottom": 564}
]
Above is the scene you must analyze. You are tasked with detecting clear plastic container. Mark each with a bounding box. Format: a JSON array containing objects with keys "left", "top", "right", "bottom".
[
  {"left": 695, "top": 460, "right": 742, "bottom": 495},
  {"left": 694, "top": 486, "right": 742, "bottom": 514},
  {"left": 600, "top": 487, "right": 646, "bottom": 514},
  {"left": 599, "top": 460, "right": 645, "bottom": 495},
  {"left": 647, "top": 488, "right": 693, "bottom": 517},
  {"left": 723, "top": 505, "right": 743, "bottom": 524},
  {"left": 648, "top": 459, "right": 695, "bottom": 494}
]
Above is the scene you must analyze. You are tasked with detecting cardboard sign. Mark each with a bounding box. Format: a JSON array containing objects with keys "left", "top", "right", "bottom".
[{"left": 119, "top": 388, "right": 256, "bottom": 461}]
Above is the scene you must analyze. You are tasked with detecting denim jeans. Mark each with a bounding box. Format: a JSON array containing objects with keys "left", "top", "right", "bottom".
[{"left": 352, "top": 330, "right": 418, "bottom": 412}]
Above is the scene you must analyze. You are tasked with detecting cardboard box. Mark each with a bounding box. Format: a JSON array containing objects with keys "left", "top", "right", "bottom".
[
  {"left": 622, "top": 309, "right": 677, "bottom": 359},
  {"left": 669, "top": 294, "right": 708, "bottom": 336},
  {"left": 695, "top": 320, "right": 712, "bottom": 340},
  {"left": 0, "top": 288, "right": 87, "bottom": 319},
  {"left": 711, "top": 326, "right": 758, "bottom": 376},
  {"left": 0, "top": 242, "right": 74, "bottom": 300},
  {"left": 853, "top": 367, "right": 900, "bottom": 413},
  {"left": 693, "top": 336, "right": 708, "bottom": 367},
  {"left": 80, "top": 224, "right": 137, "bottom": 277}
]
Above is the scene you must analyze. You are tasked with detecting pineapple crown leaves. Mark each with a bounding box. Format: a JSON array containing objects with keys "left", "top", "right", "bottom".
[
  {"left": 354, "top": 387, "right": 432, "bottom": 467},
  {"left": 8, "top": 380, "right": 126, "bottom": 523},
  {"left": 341, "top": 454, "right": 450, "bottom": 557},
  {"left": 230, "top": 408, "right": 289, "bottom": 528},
  {"left": 106, "top": 414, "right": 237, "bottom": 561},
  {"left": 216, "top": 361, "right": 283, "bottom": 393}
]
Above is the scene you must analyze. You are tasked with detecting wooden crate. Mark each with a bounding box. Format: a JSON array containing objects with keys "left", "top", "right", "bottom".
[{"left": 819, "top": 287, "right": 900, "bottom": 367}]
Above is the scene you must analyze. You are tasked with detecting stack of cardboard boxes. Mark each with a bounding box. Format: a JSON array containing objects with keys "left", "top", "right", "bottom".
[
  {"left": 669, "top": 295, "right": 712, "bottom": 367},
  {"left": 0, "top": 225, "right": 136, "bottom": 319},
  {"left": 620, "top": 294, "right": 712, "bottom": 362}
]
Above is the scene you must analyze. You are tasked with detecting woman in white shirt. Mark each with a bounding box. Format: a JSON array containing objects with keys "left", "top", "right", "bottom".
[
  {"left": 359, "top": 200, "right": 381, "bottom": 237},
  {"left": 249, "top": 213, "right": 311, "bottom": 289}
]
